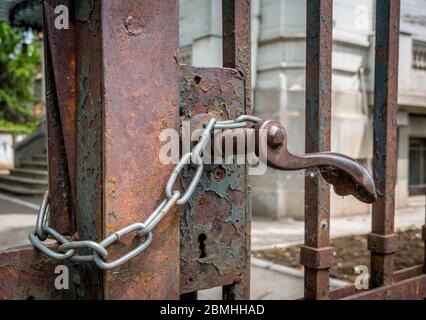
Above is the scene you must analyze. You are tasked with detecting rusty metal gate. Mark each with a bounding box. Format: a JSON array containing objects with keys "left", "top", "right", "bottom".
[{"left": 0, "top": 0, "right": 425, "bottom": 300}]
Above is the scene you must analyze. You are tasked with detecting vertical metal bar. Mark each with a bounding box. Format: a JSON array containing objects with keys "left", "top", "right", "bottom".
[
  {"left": 222, "top": 0, "right": 251, "bottom": 300},
  {"left": 369, "top": 0, "right": 401, "bottom": 288},
  {"left": 74, "top": 0, "right": 103, "bottom": 299},
  {"left": 302, "top": 0, "right": 333, "bottom": 300},
  {"left": 43, "top": 0, "right": 77, "bottom": 231},
  {"left": 100, "top": 0, "right": 180, "bottom": 299},
  {"left": 42, "top": 1, "right": 75, "bottom": 236}
]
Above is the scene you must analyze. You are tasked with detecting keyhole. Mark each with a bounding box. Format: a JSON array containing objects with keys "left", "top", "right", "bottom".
[{"left": 198, "top": 233, "right": 207, "bottom": 258}]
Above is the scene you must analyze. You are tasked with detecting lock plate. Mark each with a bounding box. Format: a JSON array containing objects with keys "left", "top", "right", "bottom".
[{"left": 179, "top": 66, "right": 249, "bottom": 293}]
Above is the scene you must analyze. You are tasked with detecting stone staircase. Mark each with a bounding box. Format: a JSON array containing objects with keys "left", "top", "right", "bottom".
[{"left": 0, "top": 151, "right": 48, "bottom": 196}]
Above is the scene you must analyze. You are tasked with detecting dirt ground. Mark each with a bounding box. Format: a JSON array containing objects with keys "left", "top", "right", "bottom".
[{"left": 253, "top": 228, "right": 424, "bottom": 282}]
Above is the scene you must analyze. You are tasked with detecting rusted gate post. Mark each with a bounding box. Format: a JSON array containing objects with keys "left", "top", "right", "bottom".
[
  {"left": 302, "top": 0, "right": 333, "bottom": 300},
  {"left": 39, "top": 0, "right": 181, "bottom": 299},
  {"left": 78, "top": 0, "right": 180, "bottom": 299},
  {"left": 368, "top": 0, "right": 400, "bottom": 288}
]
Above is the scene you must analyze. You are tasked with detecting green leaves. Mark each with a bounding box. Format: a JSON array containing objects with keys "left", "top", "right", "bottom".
[{"left": 0, "top": 22, "right": 41, "bottom": 130}]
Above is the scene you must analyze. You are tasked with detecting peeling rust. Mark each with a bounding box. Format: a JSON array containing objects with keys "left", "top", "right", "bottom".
[
  {"left": 179, "top": 66, "right": 248, "bottom": 295},
  {"left": 303, "top": 0, "right": 333, "bottom": 300},
  {"left": 370, "top": 0, "right": 401, "bottom": 289},
  {"left": 0, "top": 246, "right": 78, "bottom": 300},
  {"left": 100, "top": 0, "right": 180, "bottom": 299}
]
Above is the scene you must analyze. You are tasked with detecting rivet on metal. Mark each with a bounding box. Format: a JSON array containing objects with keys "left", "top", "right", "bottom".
[{"left": 124, "top": 16, "right": 144, "bottom": 36}]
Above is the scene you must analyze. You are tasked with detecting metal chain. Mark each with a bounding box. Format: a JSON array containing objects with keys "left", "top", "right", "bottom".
[{"left": 29, "top": 115, "right": 261, "bottom": 270}]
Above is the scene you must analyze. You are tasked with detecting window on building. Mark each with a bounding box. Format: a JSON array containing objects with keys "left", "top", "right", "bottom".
[
  {"left": 409, "top": 138, "right": 426, "bottom": 195},
  {"left": 412, "top": 41, "right": 426, "bottom": 71}
]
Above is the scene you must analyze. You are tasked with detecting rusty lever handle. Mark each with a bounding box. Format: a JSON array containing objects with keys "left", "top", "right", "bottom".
[{"left": 255, "top": 120, "right": 377, "bottom": 204}]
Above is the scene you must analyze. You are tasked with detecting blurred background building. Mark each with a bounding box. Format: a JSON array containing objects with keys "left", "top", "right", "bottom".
[{"left": 179, "top": 0, "right": 426, "bottom": 219}]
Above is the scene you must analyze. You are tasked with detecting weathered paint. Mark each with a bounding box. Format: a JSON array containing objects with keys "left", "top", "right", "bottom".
[
  {"left": 44, "top": 0, "right": 77, "bottom": 233},
  {"left": 329, "top": 265, "right": 425, "bottom": 300},
  {"left": 74, "top": 0, "right": 103, "bottom": 299},
  {"left": 303, "top": 0, "right": 333, "bottom": 300},
  {"left": 100, "top": 0, "right": 180, "bottom": 299},
  {"left": 342, "top": 275, "right": 426, "bottom": 300},
  {"left": 370, "top": 0, "right": 401, "bottom": 288},
  {"left": 179, "top": 66, "right": 248, "bottom": 295},
  {"left": 43, "top": 1, "right": 75, "bottom": 236},
  {"left": 222, "top": 0, "right": 251, "bottom": 300},
  {"left": 0, "top": 246, "right": 78, "bottom": 300}
]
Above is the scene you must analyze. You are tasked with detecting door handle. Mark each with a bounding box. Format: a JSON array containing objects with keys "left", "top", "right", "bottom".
[{"left": 255, "top": 120, "right": 377, "bottom": 204}]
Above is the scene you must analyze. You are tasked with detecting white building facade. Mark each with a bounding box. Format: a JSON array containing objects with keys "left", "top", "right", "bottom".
[{"left": 179, "top": 0, "right": 426, "bottom": 219}]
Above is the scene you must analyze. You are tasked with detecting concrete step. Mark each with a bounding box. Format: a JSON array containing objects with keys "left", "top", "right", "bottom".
[
  {"left": 32, "top": 153, "right": 47, "bottom": 162},
  {"left": 0, "top": 182, "right": 46, "bottom": 196},
  {"left": 0, "top": 175, "right": 48, "bottom": 190},
  {"left": 10, "top": 168, "right": 48, "bottom": 180},
  {"left": 19, "top": 161, "right": 48, "bottom": 171}
]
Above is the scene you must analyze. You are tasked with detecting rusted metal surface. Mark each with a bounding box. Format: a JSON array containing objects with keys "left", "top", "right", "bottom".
[
  {"left": 179, "top": 66, "right": 248, "bottom": 295},
  {"left": 222, "top": 0, "right": 251, "bottom": 300},
  {"left": 369, "top": 0, "right": 401, "bottom": 288},
  {"left": 329, "top": 265, "right": 425, "bottom": 300},
  {"left": 255, "top": 120, "right": 377, "bottom": 204},
  {"left": 99, "top": 0, "right": 180, "bottom": 299},
  {"left": 43, "top": 1, "right": 74, "bottom": 236},
  {"left": 43, "top": 0, "right": 77, "bottom": 234},
  {"left": 342, "top": 275, "right": 426, "bottom": 300},
  {"left": 223, "top": 0, "right": 251, "bottom": 107},
  {"left": 0, "top": 246, "right": 77, "bottom": 300},
  {"left": 73, "top": 0, "right": 103, "bottom": 299},
  {"left": 303, "top": 0, "right": 333, "bottom": 300}
]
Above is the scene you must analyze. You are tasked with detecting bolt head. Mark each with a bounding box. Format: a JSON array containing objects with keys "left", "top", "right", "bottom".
[
  {"left": 267, "top": 125, "right": 285, "bottom": 147},
  {"left": 125, "top": 16, "right": 144, "bottom": 36}
]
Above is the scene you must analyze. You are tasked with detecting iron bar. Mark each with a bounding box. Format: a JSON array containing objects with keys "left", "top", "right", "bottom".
[
  {"left": 329, "top": 265, "right": 425, "bottom": 300},
  {"left": 222, "top": 0, "right": 252, "bottom": 300},
  {"left": 74, "top": 0, "right": 103, "bottom": 299},
  {"left": 369, "top": 0, "right": 401, "bottom": 288},
  {"left": 43, "top": 0, "right": 77, "bottom": 230},
  {"left": 302, "top": 0, "right": 333, "bottom": 300},
  {"left": 43, "top": 1, "right": 75, "bottom": 236},
  {"left": 342, "top": 275, "right": 426, "bottom": 300}
]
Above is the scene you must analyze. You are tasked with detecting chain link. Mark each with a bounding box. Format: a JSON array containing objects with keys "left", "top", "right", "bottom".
[{"left": 28, "top": 115, "right": 259, "bottom": 270}]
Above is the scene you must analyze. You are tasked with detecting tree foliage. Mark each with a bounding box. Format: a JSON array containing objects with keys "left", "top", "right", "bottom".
[{"left": 0, "top": 22, "right": 41, "bottom": 130}]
